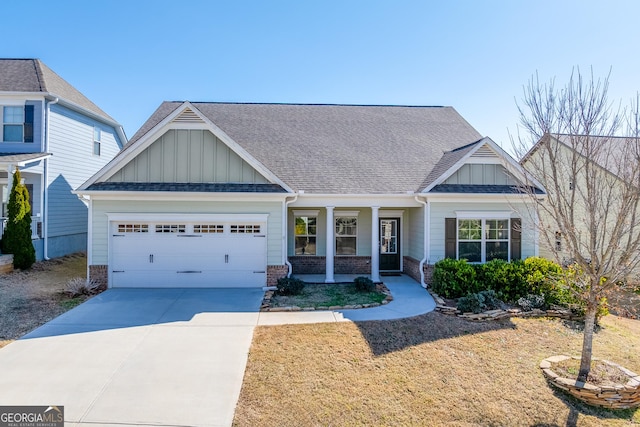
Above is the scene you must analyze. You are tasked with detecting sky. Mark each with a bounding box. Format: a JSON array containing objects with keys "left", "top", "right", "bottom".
[{"left": 3, "top": 0, "right": 640, "bottom": 155}]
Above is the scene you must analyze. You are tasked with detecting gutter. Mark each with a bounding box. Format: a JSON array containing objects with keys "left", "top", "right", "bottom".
[
  {"left": 43, "top": 97, "right": 59, "bottom": 260},
  {"left": 414, "top": 195, "right": 429, "bottom": 288},
  {"left": 283, "top": 193, "right": 299, "bottom": 277}
]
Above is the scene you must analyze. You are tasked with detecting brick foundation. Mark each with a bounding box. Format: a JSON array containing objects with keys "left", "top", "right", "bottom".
[
  {"left": 402, "top": 256, "right": 434, "bottom": 286},
  {"left": 89, "top": 265, "right": 108, "bottom": 290},
  {"left": 267, "top": 265, "right": 289, "bottom": 286},
  {"left": 289, "top": 256, "right": 372, "bottom": 275}
]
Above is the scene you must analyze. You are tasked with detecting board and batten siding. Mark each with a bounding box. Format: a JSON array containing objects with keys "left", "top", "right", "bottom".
[
  {"left": 406, "top": 207, "right": 424, "bottom": 261},
  {"left": 107, "top": 129, "right": 269, "bottom": 184},
  {"left": 90, "top": 199, "right": 283, "bottom": 266},
  {"left": 47, "top": 104, "right": 122, "bottom": 246},
  {"left": 428, "top": 201, "right": 535, "bottom": 263},
  {"left": 443, "top": 164, "right": 518, "bottom": 186}
]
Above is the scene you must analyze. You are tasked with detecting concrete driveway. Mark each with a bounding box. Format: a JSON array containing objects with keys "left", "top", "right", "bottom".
[{"left": 0, "top": 288, "right": 264, "bottom": 427}]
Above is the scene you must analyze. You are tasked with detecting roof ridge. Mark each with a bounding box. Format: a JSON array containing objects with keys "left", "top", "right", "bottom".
[
  {"left": 450, "top": 137, "right": 485, "bottom": 152},
  {"left": 32, "top": 59, "right": 45, "bottom": 91},
  {"left": 173, "top": 101, "right": 450, "bottom": 108}
]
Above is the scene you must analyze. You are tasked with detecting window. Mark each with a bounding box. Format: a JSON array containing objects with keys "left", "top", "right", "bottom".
[
  {"left": 230, "top": 224, "right": 261, "bottom": 233},
  {"left": 93, "top": 127, "right": 101, "bottom": 156},
  {"left": 457, "top": 218, "right": 509, "bottom": 262},
  {"left": 3, "top": 106, "right": 23, "bottom": 142},
  {"left": 118, "top": 224, "right": 149, "bottom": 233},
  {"left": 295, "top": 216, "right": 316, "bottom": 255},
  {"left": 155, "top": 224, "right": 185, "bottom": 233},
  {"left": 555, "top": 231, "right": 562, "bottom": 251},
  {"left": 335, "top": 216, "right": 357, "bottom": 255},
  {"left": 194, "top": 224, "right": 224, "bottom": 233}
]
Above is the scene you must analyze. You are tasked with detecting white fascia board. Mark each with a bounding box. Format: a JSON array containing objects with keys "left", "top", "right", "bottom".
[
  {"left": 106, "top": 212, "right": 269, "bottom": 223},
  {"left": 0, "top": 93, "right": 46, "bottom": 101},
  {"left": 48, "top": 94, "right": 123, "bottom": 130},
  {"left": 290, "top": 193, "right": 423, "bottom": 208},
  {"left": 188, "top": 102, "right": 294, "bottom": 193},
  {"left": 74, "top": 190, "right": 288, "bottom": 202},
  {"left": 0, "top": 154, "right": 51, "bottom": 167}
]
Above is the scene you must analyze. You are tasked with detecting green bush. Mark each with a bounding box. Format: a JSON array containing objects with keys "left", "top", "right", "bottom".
[
  {"left": 523, "top": 256, "right": 562, "bottom": 304},
  {"left": 478, "top": 289, "right": 501, "bottom": 310},
  {"left": 353, "top": 276, "right": 375, "bottom": 292},
  {"left": 0, "top": 168, "right": 35, "bottom": 269},
  {"left": 456, "top": 290, "right": 503, "bottom": 314},
  {"left": 276, "top": 277, "right": 305, "bottom": 296},
  {"left": 478, "top": 259, "right": 529, "bottom": 302},
  {"left": 431, "top": 258, "right": 478, "bottom": 299}
]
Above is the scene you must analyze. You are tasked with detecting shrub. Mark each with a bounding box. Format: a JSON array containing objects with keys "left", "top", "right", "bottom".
[
  {"left": 478, "top": 289, "right": 501, "bottom": 310},
  {"left": 431, "top": 258, "right": 478, "bottom": 299},
  {"left": 524, "top": 256, "right": 562, "bottom": 303},
  {"left": 457, "top": 293, "right": 486, "bottom": 314},
  {"left": 65, "top": 277, "right": 100, "bottom": 297},
  {"left": 456, "top": 290, "right": 503, "bottom": 314},
  {"left": 517, "top": 294, "right": 546, "bottom": 311},
  {"left": 276, "top": 277, "right": 305, "bottom": 295},
  {"left": 1, "top": 168, "right": 35, "bottom": 269},
  {"left": 353, "top": 276, "right": 375, "bottom": 292},
  {"left": 479, "top": 259, "right": 529, "bottom": 302}
]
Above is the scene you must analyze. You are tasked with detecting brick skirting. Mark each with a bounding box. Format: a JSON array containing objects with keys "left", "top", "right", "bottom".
[
  {"left": 89, "top": 265, "right": 108, "bottom": 290},
  {"left": 289, "top": 256, "right": 372, "bottom": 275},
  {"left": 267, "top": 265, "right": 289, "bottom": 286},
  {"left": 402, "top": 256, "right": 434, "bottom": 286}
]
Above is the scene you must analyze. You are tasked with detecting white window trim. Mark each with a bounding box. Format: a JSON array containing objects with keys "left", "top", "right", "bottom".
[
  {"left": 455, "top": 210, "right": 512, "bottom": 219},
  {"left": 93, "top": 126, "right": 101, "bottom": 156},
  {"left": 2, "top": 105, "right": 25, "bottom": 143},
  {"left": 335, "top": 214, "right": 358, "bottom": 256},
  {"left": 293, "top": 211, "right": 318, "bottom": 256},
  {"left": 457, "top": 218, "right": 511, "bottom": 263}
]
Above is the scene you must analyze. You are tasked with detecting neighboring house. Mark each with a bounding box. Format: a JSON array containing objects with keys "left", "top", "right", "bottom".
[
  {"left": 0, "top": 59, "right": 126, "bottom": 260},
  {"left": 521, "top": 133, "right": 639, "bottom": 264},
  {"left": 78, "top": 102, "right": 544, "bottom": 289}
]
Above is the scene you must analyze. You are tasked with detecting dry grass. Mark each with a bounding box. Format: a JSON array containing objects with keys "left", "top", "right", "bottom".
[
  {"left": 234, "top": 313, "right": 640, "bottom": 426},
  {"left": 271, "top": 283, "right": 386, "bottom": 308},
  {"left": 0, "top": 253, "right": 88, "bottom": 343}
]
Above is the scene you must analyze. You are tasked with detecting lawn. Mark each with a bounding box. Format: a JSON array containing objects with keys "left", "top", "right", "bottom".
[
  {"left": 0, "top": 253, "right": 88, "bottom": 348},
  {"left": 233, "top": 313, "right": 640, "bottom": 426},
  {"left": 270, "top": 282, "right": 387, "bottom": 309}
]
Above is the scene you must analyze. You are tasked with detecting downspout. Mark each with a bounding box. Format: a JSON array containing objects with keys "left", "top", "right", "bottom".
[
  {"left": 43, "top": 97, "right": 59, "bottom": 260},
  {"left": 86, "top": 196, "right": 92, "bottom": 280},
  {"left": 283, "top": 193, "right": 298, "bottom": 278},
  {"left": 414, "top": 195, "right": 429, "bottom": 288}
]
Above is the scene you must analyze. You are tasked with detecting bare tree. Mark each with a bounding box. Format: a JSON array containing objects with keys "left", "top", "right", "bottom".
[{"left": 515, "top": 68, "right": 640, "bottom": 382}]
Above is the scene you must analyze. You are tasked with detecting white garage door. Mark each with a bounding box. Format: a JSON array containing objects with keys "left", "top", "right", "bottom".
[{"left": 110, "top": 219, "right": 267, "bottom": 288}]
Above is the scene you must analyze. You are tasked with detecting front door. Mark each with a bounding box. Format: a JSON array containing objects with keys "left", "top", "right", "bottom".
[{"left": 379, "top": 218, "right": 400, "bottom": 271}]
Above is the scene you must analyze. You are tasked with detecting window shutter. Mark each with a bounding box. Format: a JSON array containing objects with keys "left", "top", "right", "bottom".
[
  {"left": 24, "top": 105, "right": 34, "bottom": 143},
  {"left": 511, "top": 218, "right": 521, "bottom": 260},
  {"left": 445, "top": 218, "right": 456, "bottom": 259}
]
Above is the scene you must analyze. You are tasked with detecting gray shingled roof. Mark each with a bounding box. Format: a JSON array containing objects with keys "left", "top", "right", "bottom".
[
  {"left": 127, "top": 102, "right": 483, "bottom": 194},
  {"left": 0, "top": 59, "right": 114, "bottom": 122},
  {"left": 86, "top": 182, "right": 286, "bottom": 193}
]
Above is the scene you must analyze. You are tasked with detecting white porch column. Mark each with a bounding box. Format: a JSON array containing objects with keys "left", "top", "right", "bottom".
[
  {"left": 6, "top": 164, "right": 14, "bottom": 195},
  {"left": 371, "top": 206, "right": 380, "bottom": 282},
  {"left": 325, "top": 206, "right": 335, "bottom": 283}
]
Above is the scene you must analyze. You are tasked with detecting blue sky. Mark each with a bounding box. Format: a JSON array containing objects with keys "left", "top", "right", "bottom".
[{"left": 4, "top": 1, "right": 639, "bottom": 152}]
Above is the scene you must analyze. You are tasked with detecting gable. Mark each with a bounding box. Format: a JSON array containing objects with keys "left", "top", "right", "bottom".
[
  {"left": 443, "top": 163, "right": 519, "bottom": 186},
  {"left": 107, "top": 129, "right": 269, "bottom": 184}
]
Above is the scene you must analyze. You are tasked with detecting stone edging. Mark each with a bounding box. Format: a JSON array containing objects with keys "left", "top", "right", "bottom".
[
  {"left": 540, "top": 355, "right": 640, "bottom": 409},
  {"left": 261, "top": 283, "right": 393, "bottom": 312},
  {"left": 429, "top": 290, "right": 584, "bottom": 322}
]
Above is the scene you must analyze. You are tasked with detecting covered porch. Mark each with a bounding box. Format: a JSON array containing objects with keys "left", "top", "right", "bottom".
[{"left": 286, "top": 200, "right": 427, "bottom": 285}]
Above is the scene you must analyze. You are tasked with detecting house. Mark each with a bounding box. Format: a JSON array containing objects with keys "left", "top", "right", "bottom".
[
  {"left": 0, "top": 59, "right": 126, "bottom": 261},
  {"left": 521, "top": 133, "right": 640, "bottom": 271},
  {"left": 78, "top": 102, "right": 544, "bottom": 289}
]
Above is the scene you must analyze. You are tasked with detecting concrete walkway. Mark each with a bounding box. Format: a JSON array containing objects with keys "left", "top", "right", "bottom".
[{"left": 0, "top": 275, "right": 434, "bottom": 427}]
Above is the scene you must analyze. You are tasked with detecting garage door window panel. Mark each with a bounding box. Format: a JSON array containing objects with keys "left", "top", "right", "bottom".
[{"left": 156, "top": 224, "right": 186, "bottom": 233}]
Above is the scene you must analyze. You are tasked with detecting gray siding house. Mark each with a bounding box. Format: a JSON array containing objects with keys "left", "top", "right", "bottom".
[
  {"left": 0, "top": 59, "right": 126, "bottom": 260},
  {"left": 79, "top": 102, "right": 544, "bottom": 289}
]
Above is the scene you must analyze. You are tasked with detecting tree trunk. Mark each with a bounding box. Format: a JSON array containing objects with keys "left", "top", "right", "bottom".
[{"left": 577, "top": 303, "right": 597, "bottom": 382}]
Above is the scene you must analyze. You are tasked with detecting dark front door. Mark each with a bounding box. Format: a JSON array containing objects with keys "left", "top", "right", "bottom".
[{"left": 379, "top": 218, "right": 400, "bottom": 271}]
